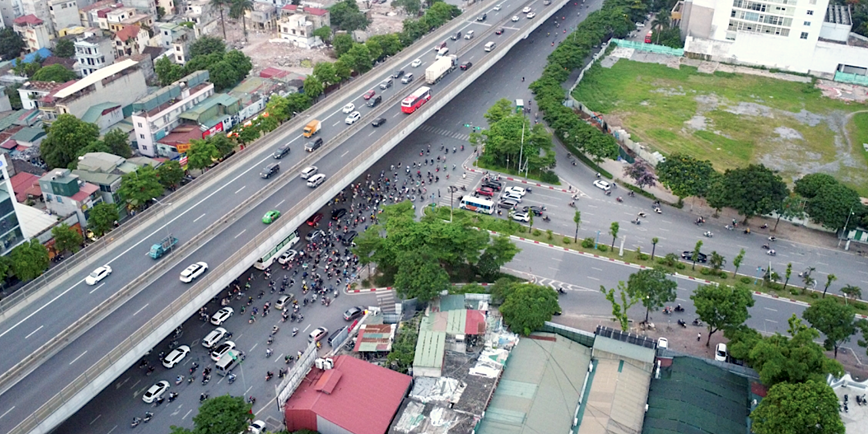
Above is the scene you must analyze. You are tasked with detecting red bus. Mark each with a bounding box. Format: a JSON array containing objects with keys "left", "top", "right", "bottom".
[{"left": 401, "top": 87, "right": 431, "bottom": 114}]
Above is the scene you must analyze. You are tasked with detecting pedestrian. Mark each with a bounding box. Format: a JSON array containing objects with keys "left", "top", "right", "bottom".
[{"left": 697, "top": 333, "right": 701, "bottom": 341}]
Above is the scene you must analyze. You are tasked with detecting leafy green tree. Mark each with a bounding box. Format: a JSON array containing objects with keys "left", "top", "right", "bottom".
[
  {"left": 364, "top": 38, "right": 383, "bottom": 62},
  {"left": 207, "top": 60, "right": 239, "bottom": 91},
  {"left": 748, "top": 315, "right": 843, "bottom": 385},
  {"left": 0, "top": 256, "right": 13, "bottom": 285},
  {"left": 0, "top": 28, "right": 25, "bottom": 61},
  {"left": 821, "top": 273, "right": 837, "bottom": 298},
  {"left": 119, "top": 165, "right": 164, "bottom": 210},
  {"left": 783, "top": 263, "right": 793, "bottom": 291},
  {"left": 228, "top": 0, "right": 254, "bottom": 40},
  {"left": 609, "top": 221, "right": 619, "bottom": 250},
  {"left": 500, "top": 283, "right": 560, "bottom": 335},
  {"left": 209, "top": 0, "right": 229, "bottom": 39},
  {"left": 774, "top": 194, "right": 806, "bottom": 231},
  {"left": 169, "top": 395, "right": 252, "bottom": 434},
  {"left": 189, "top": 36, "right": 226, "bottom": 59},
  {"left": 209, "top": 133, "right": 235, "bottom": 157},
  {"left": 31, "top": 64, "right": 77, "bottom": 82},
  {"left": 655, "top": 154, "right": 715, "bottom": 204},
  {"left": 650, "top": 237, "right": 658, "bottom": 260},
  {"left": 794, "top": 173, "right": 838, "bottom": 199},
  {"left": 709, "top": 251, "right": 725, "bottom": 272},
  {"left": 393, "top": 0, "right": 421, "bottom": 15},
  {"left": 10, "top": 240, "right": 50, "bottom": 282},
  {"left": 732, "top": 248, "right": 745, "bottom": 276},
  {"left": 803, "top": 297, "right": 857, "bottom": 358},
  {"left": 600, "top": 281, "right": 640, "bottom": 331},
  {"left": 51, "top": 223, "right": 83, "bottom": 254},
  {"left": 690, "top": 283, "right": 755, "bottom": 346},
  {"left": 312, "top": 25, "right": 332, "bottom": 42},
  {"left": 329, "top": 0, "right": 370, "bottom": 31},
  {"left": 572, "top": 210, "right": 581, "bottom": 243},
  {"left": 475, "top": 103, "right": 555, "bottom": 175},
  {"left": 54, "top": 38, "right": 75, "bottom": 58},
  {"left": 265, "top": 94, "right": 290, "bottom": 122},
  {"left": 484, "top": 99, "right": 515, "bottom": 125},
  {"left": 333, "top": 58, "right": 352, "bottom": 82},
  {"left": 691, "top": 239, "right": 703, "bottom": 270},
  {"left": 386, "top": 316, "right": 419, "bottom": 373},
  {"left": 40, "top": 114, "right": 100, "bottom": 169},
  {"left": 623, "top": 160, "right": 656, "bottom": 189},
  {"left": 223, "top": 50, "right": 252, "bottom": 80},
  {"left": 154, "top": 56, "right": 184, "bottom": 86},
  {"left": 476, "top": 234, "right": 520, "bottom": 280},
  {"left": 303, "top": 75, "right": 324, "bottom": 99},
  {"left": 626, "top": 268, "right": 676, "bottom": 323},
  {"left": 186, "top": 139, "right": 220, "bottom": 170},
  {"left": 101, "top": 128, "right": 132, "bottom": 158},
  {"left": 312, "top": 61, "right": 338, "bottom": 87},
  {"left": 708, "top": 164, "right": 789, "bottom": 223},
  {"left": 6, "top": 83, "right": 22, "bottom": 109},
  {"left": 346, "top": 43, "right": 373, "bottom": 73},
  {"left": 234, "top": 123, "right": 260, "bottom": 146},
  {"left": 750, "top": 380, "right": 844, "bottom": 434},
  {"left": 333, "top": 33, "right": 354, "bottom": 57},
  {"left": 394, "top": 248, "right": 450, "bottom": 301},
  {"left": 157, "top": 160, "right": 184, "bottom": 189},
  {"left": 806, "top": 182, "right": 861, "bottom": 231},
  {"left": 841, "top": 284, "right": 862, "bottom": 304},
  {"left": 87, "top": 202, "right": 119, "bottom": 237}
]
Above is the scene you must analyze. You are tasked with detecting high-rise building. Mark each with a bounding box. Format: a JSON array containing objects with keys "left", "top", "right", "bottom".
[{"left": 0, "top": 155, "right": 27, "bottom": 256}]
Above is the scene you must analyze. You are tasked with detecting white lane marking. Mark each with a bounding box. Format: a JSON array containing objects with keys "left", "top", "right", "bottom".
[
  {"left": 89, "top": 414, "right": 101, "bottom": 425},
  {"left": 586, "top": 276, "right": 600, "bottom": 281},
  {"left": 193, "top": 213, "right": 206, "bottom": 223},
  {"left": 0, "top": 406, "right": 16, "bottom": 420},
  {"left": 765, "top": 319, "right": 778, "bottom": 323},
  {"left": 368, "top": 130, "right": 377, "bottom": 137},
  {"left": 275, "top": 199, "right": 286, "bottom": 208},
  {"left": 235, "top": 230, "right": 246, "bottom": 239},
  {"left": 341, "top": 150, "right": 350, "bottom": 158},
  {"left": 234, "top": 186, "right": 246, "bottom": 194},
  {"left": 332, "top": 121, "right": 340, "bottom": 127},
  {"left": 764, "top": 307, "right": 777, "bottom": 312},
  {"left": 25, "top": 325, "right": 43, "bottom": 339},
  {"left": 89, "top": 283, "right": 105, "bottom": 294},
  {"left": 182, "top": 409, "right": 193, "bottom": 420},
  {"left": 69, "top": 350, "right": 87, "bottom": 365},
  {"left": 392, "top": 112, "right": 401, "bottom": 118},
  {"left": 132, "top": 304, "right": 149, "bottom": 317},
  {"left": 592, "top": 267, "right": 603, "bottom": 271}
]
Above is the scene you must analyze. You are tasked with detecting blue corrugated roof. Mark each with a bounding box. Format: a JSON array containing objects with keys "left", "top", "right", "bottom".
[{"left": 11, "top": 48, "right": 52, "bottom": 66}]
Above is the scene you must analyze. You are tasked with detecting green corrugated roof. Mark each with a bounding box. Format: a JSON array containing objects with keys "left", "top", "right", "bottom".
[
  {"left": 73, "top": 169, "right": 121, "bottom": 187},
  {"left": 412, "top": 330, "right": 445, "bottom": 371},
  {"left": 81, "top": 102, "right": 121, "bottom": 123},
  {"left": 179, "top": 94, "right": 239, "bottom": 121},
  {"left": 438, "top": 294, "right": 465, "bottom": 311},
  {"left": 0, "top": 110, "right": 24, "bottom": 132},
  {"left": 642, "top": 357, "right": 749, "bottom": 434},
  {"left": 593, "top": 335, "right": 656, "bottom": 365},
  {"left": 11, "top": 127, "right": 45, "bottom": 143}
]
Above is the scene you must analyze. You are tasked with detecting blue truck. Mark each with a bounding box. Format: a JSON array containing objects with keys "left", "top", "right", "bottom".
[{"left": 148, "top": 235, "right": 178, "bottom": 259}]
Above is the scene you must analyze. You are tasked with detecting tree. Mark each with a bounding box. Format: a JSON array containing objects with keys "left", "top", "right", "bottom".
[
  {"left": 208, "top": 0, "right": 229, "bottom": 40},
  {"left": 626, "top": 268, "right": 677, "bottom": 323},
  {"left": 87, "top": 202, "right": 119, "bottom": 237},
  {"left": 303, "top": 75, "right": 324, "bottom": 99},
  {"left": 805, "top": 182, "right": 861, "bottom": 231},
  {"left": 386, "top": 316, "right": 419, "bottom": 373},
  {"left": 312, "top": 61, "right": 339, "bottom": 87},
  {"left": 157, "top": 160, "right": 184, "bottom": 189},
  {"left": 747, "top": 315, "right": 843, "bottom": 385},
  {"left": 154, "top": 56, "right": 184, "bottom": 86},
  {"left": 189, "top": 35, "right": 226, "bottom": 58},
  {"left": 794, "top": 173, "right": 838, "bottom": 199},
  {"left": 600, "top": 281, "right": 640, "bottom": 331},
  {"left": 229, "top": 0, "right": 254, "bottom": 40},
  {"left": 0, "top": 28, "right": 24, "bottom": 61},
  {"left": 774, "top": 194, "right": 806, "bottom": 231},
  {"left": 333, "top": 33, "right": 354, "bottom": 57},
  {"left": 802, "top": 268, "right": 817, "bottom": 291},
  {"left": 10, "top": 240, "right": 50, "bottom": 282},
  {"left": 210, "top": 134, "right": 235, "bottom": 157},
  {"left": 54, "top": 38, "right": 75, "bottom": 58},
  {"left": 186, "top": 139, "right": 220, "bottom": 170},
  {"left": 169, "top": 395, "right": 252, "bottom": 434},
  {"left": 312, "top": 26, "right": 332, "bottom": 43},
  {"left": 6, "top": 83, "right": 22, "bottom": 109},
  {"left": 31, "top": 64, "right": 77, "bottom": 82},
  {"left": 709, "top": 251, "right": 725, "bottom": 272},
  {"left": 690, "top": 283, "right": 755, "bottom": 346},
  {"left": 750, "top": 380, "right": 844, "bottom": 434},
  {"left": 733, "top": 248, "right": 745, "bottom": 276},
  {"left": 52, "top": 223, "right": 83, "bottom": 254},
  {"left": 40, "top": 114, "right": 100, "bottom": 169},
  {"left": 500, "top": 283, "right": 560, "bottom": 335},
  {"left": 650, "top": 237, "right": 658, "bottom": 260},
  {"left": 476, "top": 234, "right": 520, "bottom": 280},
  {"left": 393, "top": 248, "right": 450, "bottom": 301},
  {"left": 329, "top": 0, "right": 370, "bottom": 31},
  {"left": 119, "top": 165, "right": 163, "bottom": 210},
  {"left": 803, "top": 298, "right": 857, "bottom": 359},
  {"left": 783, "top": 263, "right": 793, "bottom": 292},
  {"left": 208, "top": 60, "right": 240, "bottom": 91},
  {"left": 609, "top": 221, "right": 619, "bottom": 250},
  {"left": 573, "top": 210, "right": 581, "bottom": 243},
  {"left": 101, "top": 128, "right": 132, "bottom": 158},
  {"left": 821, "top": 273, "right": 837, "bottom": 298},
  {"left": 393, "top": 0, "right": 421, "bottom": 15},
  {"left": 346, "top": 43, "right": 373, "bottom": 73},
  {"left": 708, "top": 164, "right": 789, "bottom": 223},
  {"left": 655, "top": 154, "right": 715, "bottom": 204},
  {"left": 623, "top": 160, "right": 657, "bottom": 189},
  {"left": 0, "top": 255, "right": 12, "bottom": 285},
  {"left": 841, "top": 284, "right": 862, "bottom": 304},
  {"left": 691, "top": 240, "right": 703, "bottom": 270}
]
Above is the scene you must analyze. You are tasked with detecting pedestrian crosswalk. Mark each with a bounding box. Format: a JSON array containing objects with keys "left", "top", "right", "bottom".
[
  {"left": 377, "top": 289, "right": 397, "bottom": 314},
  {"left": 532, "top": 277, "right": 595, "bottom": 293},
  {"left": 418, "top": 124, "right": 471, "bottom": 142},
  {"left": 436, "top": 170, "right": 480, "bottom": 207}
]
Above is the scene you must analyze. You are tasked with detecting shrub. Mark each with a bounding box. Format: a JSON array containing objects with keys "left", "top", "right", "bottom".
[
  {"left": 597, "top": 244, "right": 608, "bottom": 252},
  {"left": 740, "top": 277, "right": 752, "bottom": 284},
  {"left": 638, "top": 253, "right": 649, "bottom": 261},
  {"left": 518, "top": 225, "right": 527, "bottom": 233},
  {"left": 563, "top": 237, "right": 571, "bottom": 244},
  {"left": 855, "top": 302, "right": 866, "bottom": 311},
  {"left": 662, "top": 253, "right": 679, "bottom": 267},
  {"left": 675, "top": 263, "right": 686, "bottom": 270},
  {"left": 540, "top": 171, "right": 559, "bottom": 184},
  {"left": 809, "top": 293, "right": 819, "bottom": 299},
  {"left": 792, "top": 289, "right": 801, "bottom": 296},
  {"left": 699, "top": 267, "right": 710, "bottom": 275},
  {"left": 582, "top": 238, "right": 594, "bottom": 249},
  {"left": 546, "top": 229, "right": 553, "bottom": 240},
  {"left": 718, "top": 272, "right": 728, "bottom": 279},
  {"left": 532, "top": 229, "right": 541, "bottom": 236}
]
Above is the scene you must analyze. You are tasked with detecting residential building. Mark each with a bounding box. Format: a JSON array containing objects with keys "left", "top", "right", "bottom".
[
  {"left": 74, "top": 32, "right": 115, "bottom": 76},
  {"left": 18, "top": 81, "right": 70, "bottom": 110},
  {"left": 130, "top": 70, "right": 214, "bottom": 157},
  {"left": 227, "top": 75, "right": 292, "bottom": 123},
  {"left": 247, "top": 2, "right": 276, "bottom": 31},
  {"left": 21, "top": 0, "right": 53, "bottom": 35},
  {"left": 40, "top": 58, "right": 147, "bottom": 124},
  {"left": 48, "top": 0, "right": 81, "bottom": 33},
  {"left": 116, "top": 49, "right": 158, "bottom": 83},
  {"left": 158, "top": 22, "right": 196, "bottom": 64},
  {"left": 119, "top": 12, "right": 151, "bottom": 29},
  {"left": 72, "top": 151, "right": 155, "bottom": 206},
  {"left": 104, "top": 5, "right": 135, "bottom": 32},
  {"left": 120, "top": 0, "right": 156, "bottom": 17},
  {"left": 278, "top": 5, "right": 329, "bottom": 48},
  {"left": 678, "top": 0, "right": 868, "bottom": 77},
  {"left": 10, "top": 127, "right": 46, "bottom": 148},
  {"left": 38, "top": 168, "right": 101, "bottom": 228},
  {"left": 112, "top": 24, "right": 148, "bottom": 57},
  {"left": 13, "top": 14, "right": 52, "bottom": 53},
  {"left": 156, "top": 0, "right": 173, "bottom": 16},
  {"left": 184, "top": 0, "right": 211, "bottom": 25},
  {"left": 78, "top": 0, "right": 116, "bottom": 27},
  {"left": 0, "top": 155, "right": 27, "bottom": 255},
  {"left": 0, "top": 0, "right": 24, "bottom": 34}
]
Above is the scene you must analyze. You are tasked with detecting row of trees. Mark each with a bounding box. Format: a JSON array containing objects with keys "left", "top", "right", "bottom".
[
  {"left": 155, "top": 36, "right": 252, "bottom": 90},
  {"left": 655, "top": 155, "right": 866, "bottom": 231}
]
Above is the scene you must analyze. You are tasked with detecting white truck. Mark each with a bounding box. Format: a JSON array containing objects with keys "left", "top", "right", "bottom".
[{"left": 425, "top": 55, "right": 457, "bottom": 84}]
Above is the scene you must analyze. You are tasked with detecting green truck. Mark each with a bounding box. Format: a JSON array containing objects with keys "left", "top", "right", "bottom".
[{"left": 149, "top": 235, "right": 178, "bottom": 259}]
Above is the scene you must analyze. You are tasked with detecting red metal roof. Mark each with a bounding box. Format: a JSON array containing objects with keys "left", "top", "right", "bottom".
[
  {"left": 10, "top": 172, "right": 41, "bottom": 202},
  {"left": 259, "top": 67, "right": 289, "bottom": 79},
  {"left": 0, "top": 139, "right": 17, "bottom": 150},
  {"left": 13, "top": 14, "right": 43, "bottom": 26},
  {"left": 281, "top": 5, "right": 327, "bottom": 15},
  {"left": 466, "top": 310, "right": 486, "bottom": 335},
  {"left": 114, "top": 25, "right": 141, "bottom": 42},
  {"left": 284, "top": 356, "right": 411, "bottom": 434},
  {"left": 70, "top": 182, "right": 99, "bottom": 202}
]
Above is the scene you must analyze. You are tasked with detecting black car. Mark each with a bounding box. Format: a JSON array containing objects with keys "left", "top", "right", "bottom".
[
  {"left": 372, "top": 117, "right": 386, "bottom": 127},
  {"left": 523, "top": 205, "right": 544, "bottom": 216},
  {"left": 451, "top": 31, "right": 461, "bottom": 40},
  {"left": 331, "top": 208, "right": 347, "bottom": 221},
  {"left": 477, "top": 13, "right": 486, "bottom": 21},
  {"left": 495, "top": 27, "right": 504, "bottom": 35},
  {"left": 392, "top": 70, "right": 404, "bottom": 79},
  {"left": 343, "top": 306, "right": 364, "bottom": 321},
  {"left": 681, "top": 251, "right": 708, "bottom": 263},
  {"left": 460, "top": 61, "right": 472, "bottom": 71},
  {"left": 342, "top": 230, "right": 358, "bottom": 246},
  {"left": 272, "top": 143, "right": 290, "bottom": 159},
  {"left": 366, "top": 95, "right": 382, "bottom": 107},
  {"left": 482, "top": 180, "right": 502, "bottom": 191}
]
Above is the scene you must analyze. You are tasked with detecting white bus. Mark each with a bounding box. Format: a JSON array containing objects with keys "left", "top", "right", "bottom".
[
  {"left": 254, "top": 230, "right": 300, "bottom": 270},
  {"left": 459, "top": 197, "right": 494, "bottom": 215}
]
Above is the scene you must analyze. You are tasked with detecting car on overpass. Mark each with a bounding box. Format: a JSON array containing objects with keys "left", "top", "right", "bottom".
[
  {"left": 142, "top": 381, "right": 169, "bottom": 403},
  {"left": 411, "top": 58, "right": 422, "bottom": 67},
  {"left": 179, "top": 262, "right": 208, "bottom": 283},
  {"left": 345, "top": 111, "right": 361, "bottom": 125},
  {"left": 342, "top": 103, "right": 355, "bottom": 113},
  {"left": 363, "top": 89, "right": 376, "bottom": 100},
  {"left": 85, "top": 265, "right": 112, "bottom": 285},
  {"left": 161, "top": 345, "right": 190, "bottom": 368},
  {"left": 522, "top": 6, "right": 532, "bottom": 13},
  {"left": 372, "top": 117, "right": 387, "bottom": 127},
  {"left": 262, "top": 210, "right": 280, "bottom": 224}
]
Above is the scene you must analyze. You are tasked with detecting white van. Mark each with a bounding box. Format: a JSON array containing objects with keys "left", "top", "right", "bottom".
[
  {"left": 307, "top": 173, "right": 326, "bottom": 188},
  {"left": 300, "top": 166, "right": 318, "bottom": 179},
  {"left": 215, "top": 349, "right": 241, "bottom": 376},
  {"left": 464, "top": 30, "right": 474, "bottom": 40},
  {"left": 436, "top": 47, "right": 449, "bottom": 57},
  {"left": 485, "top": 42, "right": 496, "bottom": 52}
]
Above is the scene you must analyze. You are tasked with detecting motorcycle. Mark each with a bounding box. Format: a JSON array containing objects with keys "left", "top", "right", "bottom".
[
  {"left": 292, "top": 327, "right": 299, "bottom": 337},
  {"left": 637, "top": 212, "right": 647, "bottom": 218},
  {"left": 265, "top": 371, "right": 274, "bottom": 381},
  {"left": 631, "top": 219, "right": 641, "bottom": 225},
  {"left": 663, "top": 306, "right": 673, "bottom": 315},
  {"left": 271, "top": 325, "right": 279, "bottom": 336},
  {"left": 199, "top": 393, "right": 208, "bottom": 403},
  {"left": 267, "top": 336, "right": 274, "bottom": 345},
  {"left": 266, "top": 348, "right": 273, "bottom": 358},
  {"left": 704, "top": 231, "right": 713, "bottom": 238},
  {"left": 768, "top": 236, "right": 776, "bottom": 242},
  {"left": 568, "top": 202, "right": 576, "bottom": 208},
  {"left": 674, "top": 304, "right": 685, "bottom": 312},
  {"left": 677, "top": 319, "right": 687, "bottom": 328},
  {"left": 762, "top": 244, "right": 770, "bottom": 250},
  {"left": 143, "top": 412, "right": 153, "bottom": 423},
  {"left": 725, "top": 225, "right": 734, "bottom": 231},
  {"left": 654, "top": 208, "right": 662, "bottom": 214},
  {"left": 766, "top": 250, "right": 776, "bottom": 256},
  {"left": 692, "top": 318, "right": 703, "bottom": 326},
  {"left": 557, "top": 288, "right": 566, "bottom": 295},
  {"left": 131, "top": 417, "right": 142, "bottom": 428},
  {"left": 542, "top": 215, "right": 550, "bottom": 222},
  {"left": 228, "top": 373, "right": 237, "bottom": 384},
  {"left": 616, "top": 197, "right": 623, "bottom": 203}
]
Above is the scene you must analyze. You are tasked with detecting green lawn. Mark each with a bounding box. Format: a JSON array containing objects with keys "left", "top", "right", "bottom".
[{"left": 573, "top": 61, "right": 868, "bottom": 195}]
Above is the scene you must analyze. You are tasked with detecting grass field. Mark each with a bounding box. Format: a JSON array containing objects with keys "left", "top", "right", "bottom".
[{"left": 573, "top": 60, "right": 868, "bottom": 195}]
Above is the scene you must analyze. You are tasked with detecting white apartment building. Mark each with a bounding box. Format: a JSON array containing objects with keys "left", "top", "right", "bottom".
[
  {"left": 158, "top": 22, "right": 196, "bottom": 63},
  {"left": 22, "top": 0, "right": 53, "bottom": 34},
  {"left": 48, "top": 0, "right": 81, "bottom": 33},
  {"left": 184, "top": 0, "right": 211, "bottom": 25},
  {"left": 678, "top": 0, "right": 868, "bottom": 77},
  {"left": 13, "top": 14, "right": 51, "bottom": 53},
  {"left": 278, "top": 5, "right": 329, "bottom": 48},
  {"left": 130, "top": 70, "right": 214, "bottom": 157},
  {"left": 74, "top": 32, "right": 115, "bottom": 76}
]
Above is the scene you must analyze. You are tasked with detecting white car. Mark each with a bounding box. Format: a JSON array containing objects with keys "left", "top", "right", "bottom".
[
  {"left": 307, "top": 173, "right": 326, "bottom": 188},
  {"left": 511, "top": 212, "right": 530, "bottom": 222},
  {"left": 511, "top": 15, "right": 519, "bottom": 22},
  {"left": 593, "top": 180, "right": 611, "bottom": 191},
  {"left": 210, "top": 341, "right": 236, "bottom": 362},
  {"left": 162, "top": 345, "right": 190, "bottom": 368},
  {"left": 309, "top": 326, "right": 328, "bottom": 342},
  {"left": 202, "top": 327, "right": 228, "bottom": 348},
  {"left": 345, "top": 111, "right": 361, "bottom": 125},
  {"left": 526, "top": 12, "right": 536, "bottom": 18},
  {"left": 210, "top": 307, "right": 234, "bottom": 326},
  {"left": 180, "top": 262, "right": 208, "bottom": 283},
  {"left": 275, "top": 294, "right": 292, "bottom": 310},
  {"left": 248, "top": 420, "right": 267, "bottom": 434},
  {"left": 142, "top": 380, "right": 169, "bottom": 403},
  {"left": 715, "top": 343, "right": 728, "bottom": 362},
  {"left": 411, "top": 58, "right": 422, "bottom": 68},
  {"left": 522, "top": 6, "right": 531, "bottom": 13},
  {"left": 657, "top": 337, "right": 669, "bottom": 349},
  {"left": 494, "top": 4, "right": 501, "bottom": 10},
  {"left": 501, "top": 192, "right": 522, "bottom": 203},
  {"left": 300, "top": 166, "right": 318, "bottom": 179},
  {"left": 278, "top": 249, "right": 298, "bottom": 265},
  {"left": 342, "top": 103, "right": 355, "bottom": 113},
  {"left": 85, "top": 265, "right": 112, "bottom": 285},
  {"left": 504, "top": 186, "right": 527, "bottom": 197},
  {"left": 464, "top": 30, "right": 474, "bottom": 39}
]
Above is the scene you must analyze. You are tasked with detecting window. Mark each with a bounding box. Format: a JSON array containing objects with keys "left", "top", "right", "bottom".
[
  {"left": 56, "top": 196, "right": 63, "bottom": 204},
  {"left": 137, "top": 122, "right": 142, "bottom": 127},
  {"left": 800, "top": 32, "right": 808, "bottom": 39},
  {"left": 142, "top": 145, "right": 148, "bottom": 151},
  {"left": 139, "top": 134, "right": 145, "bottom": 139},
  {"left": 807, "top": 10, "right": 813, "bottom": 15}
]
